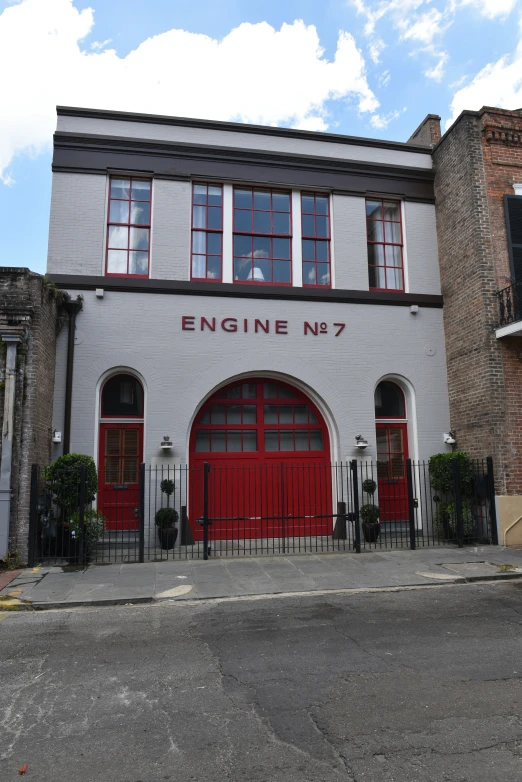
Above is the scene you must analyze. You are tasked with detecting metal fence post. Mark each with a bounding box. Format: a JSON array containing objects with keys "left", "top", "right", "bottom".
[
  {"left": 350, "top": 460, "right": 361, "bottom": 554},
  {"left": 139, "top": 463, "right": 145, "bottom": 563},
  {"left": 28, "top": 465, "right": 39, "bottom": 567},
  {"left": 78, "top": 465, "right": 86, "bottom": 565},
  {"left": 486, "top": 456, "right": 499, "bottom": 545},
  {"left": 203, "top": 462, "right": 210, "bottom": 561},
  {"left": 406, "top": 458, "right": 416, "bottom": 550},
  {"left": 452, "top": 458, "right": 464, "bottom": 548}
]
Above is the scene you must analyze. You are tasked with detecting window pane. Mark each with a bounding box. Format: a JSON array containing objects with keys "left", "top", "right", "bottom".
[
  {"left": 130, "top": 201, "right": 150, "bottom": 225},
  {"left": 316, "top": 215, "right": 329, "bottom": 238},
  {"left": 211, "top": 405, "right": 226, "bottom": 423},
  {"left": 389, "top": 428, "right": 404, "bottom": 452},
  {"left": 108, "top": 225, "right": 128, "bottom": 249},
  {"left": 107, "top": 250, "right": 127, "bottom": 274},
  {"left": 243, "top": 405, "right": 256, "bottom": 423},
  {"left": 303, "top": 263, "right": 316, "bottom": 285},
  {"left": 273, "top": 238, "right": 290, "bottom": 259},
  {"left": 234, "top": 234, "right": 252, "bottom": 257},
  {"left": 207, "top": 256, "right": 221, "bottom": 279},
  {"left": 279, "top": 406, "right": 293, "bottom": 423},
  {"left": 211, "top": 431, "right": 226, "bottom": 452},
  {"left": 280, "top": 431, "right": 294, "bottom": 451},
  {"left": 129, "top": 252, "right": 148, "bottom": 275},
  {"left": 234, "top": 210, "right": 252, "bottom": 232},
  {"left": 383, "top": 201, "right": 400, "bottom": 221},
  {"left": 130, "top": 227, "right": 149, "bottom": 251},
  {"left": 264, "top": 405, "right": 278, "bottom": 423},
  {"left": 254, "top": 191, "right": 271, "bottom": 210},
  {"left": 254, "top": 236, "right": 270, "bottom": 258},
  {"left": 386, "top": 267, "right": 403, "bottom": 290},
  {"left": 301, "top": 195, "right": 315, "bottom": 214},
  {"left": 272, "top": 193, "right": 290, "bottom": 212},
  {"left": 310, "top": 431, "right": 324, "bottom": 450},
  {"left": 273, "top": 212, "right": 290, "bottom": 234},
  {"left": 192, "top": 231, "right": 206, "bottom": 254},
  {"left": 294, "top": 405, "right": 308, "bottom": 423},
  {"left": 367, "top": 219, "right": 384, "bottom": 242},
  {"left": 366, "top": 200, "right": 382, "bottom": 218},
  {"left": 253, "top": 260, "right": 270, "bottom": 282},
  {"left": 302, "top": 239, "right": 315, "bottom": 261},
  {"left": 375, "top": 382, "right": 405, "bottom": 417},
  {"left": 224, "top": 385, "right": 242, "bottom": 398},
  {"left": 316, "top": 241, "right": 328, "bottom": 262},
  {"left": 309, "top": 410, "right": 318, "bottom": 423},
  {"left": 234, "top": 189, "right": 252, "bottom": 208},
  {"left": 242, "top": 383, "right": 257, "bottom": 398},
  {"left": 385, "top": 221, "right": 401, "bottom": 243},
  {"left": 110, "top": 179, "right": 130, "bottom": 199},
  {"left": 192, "top": 255, "right": 206, "bottom": 278},
  {"left": 207, "top": 207, "right": 222, "bottom": 230},
  {"left": 317, "top": 264, "right": 330, "bottom": 286},
  {"left": 227, "top": 405, "right": 241, "bottom": 424},
  {"left": 302, "top": 214, "right": 315, "bottom": 236},
  {"left": 200, "top": 410, "right": 210, "bottom": 423},
  {"left": 386, "top": 245, "right": 402, "bottom": 267},
  {"left": 369, "top": 265, "right": 386, "bottom": 289},
  {"left": 368, "top": 244, "right": 385, "bottom": 266},
  {"left": 193, "top": 205, "right": 206, "bottom": 228},
  {"left": 315, "top": 196, "right": 328, "bottom": 215},
  {"left": 265, "top": 431, "right": 278, "bottom": 451},
  {"left": 131, "top": 180, "right": 151, "bottom": 199},
  {"left": 234, "top": 257, "right": 251, "bottom": 280},
  {"left": 254, "top": 211, "right": 271, "bottom": 233},
  {"left": 264, "top": 383, "right": 278, "bottom": 398},
  {"left": 227, "top": 431, "right": 241, "bottom": 452},
  {"left": 205, "top": 232, "right": 220, "bottom": 255},
  {"left": 295, "top": 431, "right": 309, "bottom": 451},
  {"left": 208, "top": 186, "right": 222, "bottom": 206},
  {"left": 243, "top": 431, "right": 257, "bottom": 452},
  {"left": 273, "top": 261, "right": 291, "bottom": 283},
  {"left": 279, "top": 386, "right": 295, "bottom": 398},
  {"left": 193, "top": 185, "right": 207, "bottom": 204},
  {"left": 196, "top": 431, "right": 210, "bottom": 452},
  {"left": 109, "top": 200, "right": 129, "bottom": 223}
]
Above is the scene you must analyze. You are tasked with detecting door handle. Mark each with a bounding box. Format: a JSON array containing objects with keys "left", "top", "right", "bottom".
[{"left": 133, "top": 507, "right": 140, "bottom": 519}]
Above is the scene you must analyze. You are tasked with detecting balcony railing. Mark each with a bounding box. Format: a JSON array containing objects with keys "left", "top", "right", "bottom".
[{"left": 498, "top": 282, "right": 522, "bottom": 328}]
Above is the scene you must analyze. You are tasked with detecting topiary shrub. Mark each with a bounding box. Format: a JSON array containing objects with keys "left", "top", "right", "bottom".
[
  {"left": 46, "top": 454, "right": 98, "bottom": 515},
  {"left": 360, "top": 504, "right": 380, "bottom": 524},
  {"left": 155, "top": 507, "right": 179, "bottom": 530},
  {"left": 429, "top": 452, "right": 474, "bottom": 498}
]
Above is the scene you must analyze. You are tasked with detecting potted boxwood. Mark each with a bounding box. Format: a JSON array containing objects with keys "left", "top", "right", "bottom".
[
  {"left": 155, "top": 478, "right": 179, "bottom": 550},
  {"left": 360, "top": 478, "right": 380, "bottom": 543}
]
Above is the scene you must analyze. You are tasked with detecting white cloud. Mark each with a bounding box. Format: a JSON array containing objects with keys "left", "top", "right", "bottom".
[
  {"left": 369, "top": 109, "right": 401, "bottom": 128},
  {"left": 400, "top": 9, "right": 450, "bottom": 44},
  {"left": 0, "top": 0, "right": 378, "bottom": 184},
  {"left": 378, "top": 69, "right": 391, "bottom": 87},
  {"left": 460, "top": 0, "right": 519, "bottom": 19},
  {"left": 90, "top": 38, "right": 111, "bottom": 50},
  {"left": 368, "top": 37, "right": 386, "bottom": 62},
  {"left": 424, "top": 50, "right": 449, "bottom": 80}
]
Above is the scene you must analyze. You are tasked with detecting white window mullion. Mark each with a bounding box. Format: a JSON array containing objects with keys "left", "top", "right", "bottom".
[
  {"left": 222, "top": 184, "right": 233, "bottom": 283},
  {"left": 292, "top": 190, "right": 303, "bottom": 288}
]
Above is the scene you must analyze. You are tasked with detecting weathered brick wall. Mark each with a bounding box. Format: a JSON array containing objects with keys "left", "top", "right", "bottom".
[
  {"left": 408, "top": 115, "right": 442, "bottom": 147},
  {"left": 432, "top": 114, "right": 507, "bottom": 490},
  {"left": 0, "top": 268, "right": 62, "bottom": 562}
]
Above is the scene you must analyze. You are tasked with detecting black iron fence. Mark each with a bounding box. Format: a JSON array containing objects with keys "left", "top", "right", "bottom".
[
  {"left": 498, "top": 281, "right": 522, "bottom": 327},
  {"left": 28, "top": 457, "right": 498, "bottom": 566}
]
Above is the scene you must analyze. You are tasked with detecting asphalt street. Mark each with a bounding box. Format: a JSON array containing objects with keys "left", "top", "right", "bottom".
[{"left": 1, "top": 582, "right": 522, "bottom": 781}]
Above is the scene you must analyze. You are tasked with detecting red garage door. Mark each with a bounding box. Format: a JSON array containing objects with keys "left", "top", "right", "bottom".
[{"left": 189, "top": 379, "right": 332, "bottom": 540}]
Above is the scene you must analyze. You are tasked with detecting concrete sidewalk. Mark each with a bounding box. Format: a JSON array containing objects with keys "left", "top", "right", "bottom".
[{"left": 2, "top": 545, "right": 522, "bottom": 609}]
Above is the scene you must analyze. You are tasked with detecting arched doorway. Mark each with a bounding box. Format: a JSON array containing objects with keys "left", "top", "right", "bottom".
[
  {"left": 189, "top": 378, "right": 331, "bottom": 539},
  {"left": 375, "top": 380, "right": 409, "bottom": 522},
  {"left": 98, "top": 373, "right": 144, "bottom": 530}
]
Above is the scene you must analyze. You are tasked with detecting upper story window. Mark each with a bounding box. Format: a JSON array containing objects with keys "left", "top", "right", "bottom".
[
  {"left": 106, "top": 178, "right": 151, "bottom": 277},
  {"left": 191, "top": 184, "right": 223, "bottom": 281},
  {"left": 301, "top": 193, "right": 331, "bottom": 287},
  {"left": 366, "top": 199, "right": 404, "bottom": 292},
  {"left": 101, "top": 373, "right": 144, "bottom": 417},
  {"left": 233, "top": 188, "right": 292, "bottom": 285}
]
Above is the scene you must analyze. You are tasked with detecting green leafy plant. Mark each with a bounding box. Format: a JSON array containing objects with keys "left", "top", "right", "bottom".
[
  {"left": 360, "top": 504, "right": 380, "bottom": 524},
  {"left": 155, "top": 507, "right": 179, "bottom": 530},
  {"left": 429, "top": 452, "right": 474, "bottom": 497},
  {"left": 433, "top": 501, "right": 475, "bottom": 539},
  {"left": 5, "top": 548, "right": 23, "bottom": 570},
  {"left": 160, "top": 478, "right": 174, "bottom": 506},
  {"left": 429, "top": 452, "right": 476, "bottom": 539},
  {"left": 362, "top": 478, "right": 377, "bottom": 496},
  {"left": 70, "top": 510, "right": 106, "bottom": 552},
  {"left": 46, "top": 454, "right": 97, "bottom": 515}
]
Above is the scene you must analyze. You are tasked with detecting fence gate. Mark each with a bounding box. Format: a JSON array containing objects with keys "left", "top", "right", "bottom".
[{"left": 29, "top": 457, "right": 498, "bottom": 566}]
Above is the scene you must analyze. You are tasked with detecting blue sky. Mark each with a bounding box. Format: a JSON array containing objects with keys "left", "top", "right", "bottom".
[{"left": 1, "top": 0, "right": 522, "bottom": 274}]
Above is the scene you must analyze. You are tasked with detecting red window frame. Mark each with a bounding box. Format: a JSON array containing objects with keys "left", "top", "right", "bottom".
[
  {"left": 366, "top": 198, "right": 404, "bottom": 292},
  {"left": 191, "top": 183, "right": 223, "bottom": 282},
  {"left": 301, "top": 192, "right": 331, "bottom": 288},
  {"left": 106, "top": 177, "right": 151, "bottom": 278},
  {"left": 233, "top": 188, "right": 292, "bottom": 286}
]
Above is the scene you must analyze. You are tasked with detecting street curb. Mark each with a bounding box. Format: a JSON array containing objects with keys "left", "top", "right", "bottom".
[{"left": 31, "top": 596, "right": 155, "bottom": 610}]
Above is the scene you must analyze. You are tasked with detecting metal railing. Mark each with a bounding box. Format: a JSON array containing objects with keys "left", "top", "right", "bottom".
[
  {"left": 28, "top": 457, "right": 498, "bottom": 566},
  {"left": 498, "top": 282, "right": 522, "bottom": 327}
]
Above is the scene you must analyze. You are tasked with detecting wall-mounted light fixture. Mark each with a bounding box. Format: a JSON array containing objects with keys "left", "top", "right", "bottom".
[
  {"left": 160, "top": 435, "right": 173, "bottom": 451},
  {"left": 355, "top": 435, "right": 369, "bottom": 450},
  {"left": 443, "top": 430, "right": 456, "bottom": 445},
  {"left": 52, "top": 430, "right": 62, "bottom": 443}
]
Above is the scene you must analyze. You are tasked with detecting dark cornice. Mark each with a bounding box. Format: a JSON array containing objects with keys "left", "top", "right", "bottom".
[
  {"left": 56, "top": 105, "right": 433, "bottom": 155},
  {"left": 47, "top": 275, "right": 443, "bottom": 308}
]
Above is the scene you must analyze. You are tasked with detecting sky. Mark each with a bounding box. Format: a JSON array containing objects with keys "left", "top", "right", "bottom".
[{"left": 1, "top": 0, "right": 522, "bottom": 274}]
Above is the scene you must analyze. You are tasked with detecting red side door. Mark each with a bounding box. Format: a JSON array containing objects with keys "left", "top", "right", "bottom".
[
  {"left": 376, "top": 423, "right": 409, "bottom": 522},
  {"left": 98, "top": 423, "right": 143, "bottom": 531}
]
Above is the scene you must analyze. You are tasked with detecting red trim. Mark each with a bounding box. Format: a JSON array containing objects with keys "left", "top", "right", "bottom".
[
  {"left": 366, "top": 198, "right": 404, "bottom": 293},
  {"left": 190, "top": 183, "right": 223, "bottom": 282},
  {"left": 105, "top": 177, "right": 152, "bottom": 278},
  {"left": 100, "top": 373, "right": 144, "bottom": 419},
  {"left": 301, "top": 192, "right": 331, "bottom": 288}
]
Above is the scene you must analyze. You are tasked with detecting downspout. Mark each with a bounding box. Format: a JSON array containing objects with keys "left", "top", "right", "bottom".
[
  {"left": 63, "top": 299, "right": 82, "bottom": 456},
  {"left": 0, "top": 332, "right": 24, "bottom": 560}
]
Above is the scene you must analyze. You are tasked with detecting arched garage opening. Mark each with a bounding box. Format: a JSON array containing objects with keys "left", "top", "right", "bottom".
[{"left": 189, "top": 377, "right": 332, "bottom": 539}]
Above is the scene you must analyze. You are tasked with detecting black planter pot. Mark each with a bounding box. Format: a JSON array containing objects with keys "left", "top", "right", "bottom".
[
  {"left": 362, "top": 522, "right": 380, "bottom": 543},
  {"left": 158, "top": 527, "right": 178, "bottom": 550}
]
